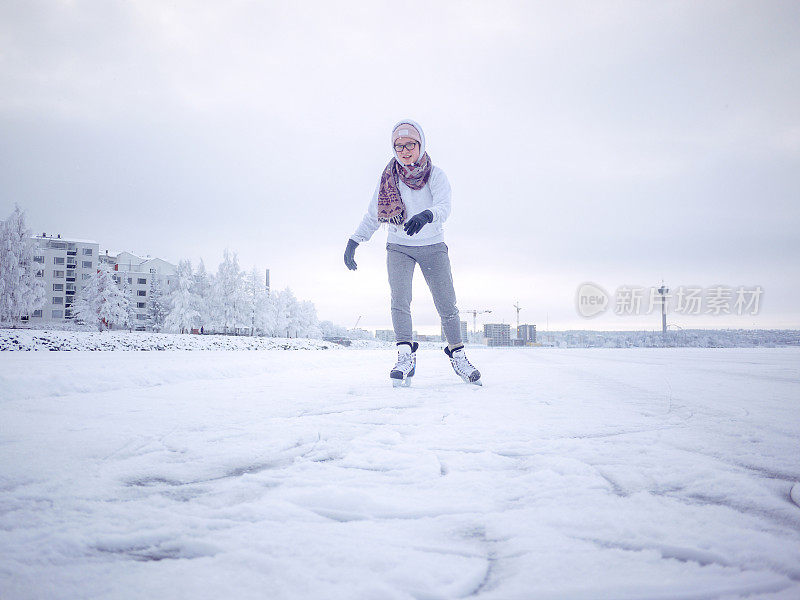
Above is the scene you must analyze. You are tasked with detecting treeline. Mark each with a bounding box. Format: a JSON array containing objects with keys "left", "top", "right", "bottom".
[
  {"left": 1, "top": 206, "right": 341, "bottom": 339},
  {"left": 74, "top": 251, "right": 323, "bottom": 337}
]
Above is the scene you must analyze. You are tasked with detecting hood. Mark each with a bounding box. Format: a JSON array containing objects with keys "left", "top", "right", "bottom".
[{"left": 391, "top": 118, "right": 426, "bottom": 164}]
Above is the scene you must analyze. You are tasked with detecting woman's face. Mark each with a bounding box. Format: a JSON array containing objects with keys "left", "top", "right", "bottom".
[{"left": 394, "top": 137, "right": 420, "bottom": 166}]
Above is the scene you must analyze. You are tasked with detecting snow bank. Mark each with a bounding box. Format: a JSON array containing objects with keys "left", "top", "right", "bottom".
[{"left": 0, "top": 329, "right": 386, "bottom": 352}]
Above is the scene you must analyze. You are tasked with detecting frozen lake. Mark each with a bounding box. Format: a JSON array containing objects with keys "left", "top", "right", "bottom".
[{"left": 1, "top": 346, "right": 799, "bottom": 599}]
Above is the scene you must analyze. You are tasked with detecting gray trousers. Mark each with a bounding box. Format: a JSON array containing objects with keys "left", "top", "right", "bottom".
[{"left": 386, "top": 242, "right": 462, "bottom": 346}]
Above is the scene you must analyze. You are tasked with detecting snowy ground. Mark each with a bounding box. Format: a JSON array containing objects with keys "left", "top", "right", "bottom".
[{"left": 1, "top": 346, "right": 799, "bottom": 599}]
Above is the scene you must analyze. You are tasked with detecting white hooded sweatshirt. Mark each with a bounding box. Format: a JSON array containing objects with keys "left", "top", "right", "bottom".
[{"left": 350, "top": 119, "right": 452, "bottom": 247}]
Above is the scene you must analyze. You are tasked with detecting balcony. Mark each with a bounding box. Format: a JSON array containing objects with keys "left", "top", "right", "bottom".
[
  {"left": 67, "top": 250, "right": 77, "bottom": 256},
  {"left": 66, "top": 277, "right": 76, "bottom": 283}
]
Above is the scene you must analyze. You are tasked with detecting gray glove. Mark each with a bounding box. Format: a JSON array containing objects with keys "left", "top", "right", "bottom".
[
  {"left": 344, "top": 239, "right": 359, "bottom": 270},
  {"left": 403, "top": 210, "right": 433, "bottom": 236}
]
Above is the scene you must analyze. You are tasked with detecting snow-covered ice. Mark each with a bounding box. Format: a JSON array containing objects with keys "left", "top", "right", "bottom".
[{"left": 1, "top": 345, "right": 799, "bottom": 599}]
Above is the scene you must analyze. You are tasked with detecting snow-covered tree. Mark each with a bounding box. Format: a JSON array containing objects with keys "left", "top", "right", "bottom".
[
  {"left": 72, "top": 279, "right": 98, "bottom": 329},
  {"left": 191, "top": 259, "right": 213, "bottom": 332},
  {"left": 257, "top": 286, "right": 278, "bottom": 337},
  {"left": 118, "top": 274, "right": 136, "bottom": 331},
  {"left": 212, "top": 249, "right": 247, "bottom": 334},
  {"left": 147, "top": 275, "right": 168, "bottom": 332},
  {"left": 297, "top": 300, "right": 321, "bottom": 338},
  {"left": 74, "top": 264, "right": 129, "bottom": 331},
  {"left": 319, "top": 320, "right": 348, "bottom": 338},
  {"left": 244, "top": 267, "right": 277, "bottom": 336},
  {"left": 164, "top": 259, "right": 200, "bottom": 334},
  {"left": 273, "top": 287, "right": 300, "bottom": 337},
  {"left": 0, "top": 206, "right": 45, "bottom": 325}
]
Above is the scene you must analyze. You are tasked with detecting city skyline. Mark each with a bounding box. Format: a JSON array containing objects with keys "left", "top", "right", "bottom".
[{"left": 2, "top": 2, "right": 798, "bottom": 333}]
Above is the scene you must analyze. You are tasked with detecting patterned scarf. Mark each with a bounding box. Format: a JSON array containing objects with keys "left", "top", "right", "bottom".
[{"left": 377, "top": 153, "right": 432, "bottom": 225}]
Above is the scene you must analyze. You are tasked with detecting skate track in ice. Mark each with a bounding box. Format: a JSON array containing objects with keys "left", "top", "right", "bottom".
[{"left": 1, "top": 346, "right": 799, "bottom": 599}]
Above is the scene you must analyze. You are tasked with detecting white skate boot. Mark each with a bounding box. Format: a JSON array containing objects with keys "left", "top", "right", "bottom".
[
  {"left": 390, "top": 342, "right": 418, "bottom": 387},
  {"left": 444, "top": 345, "right": 482, "bottom": 385}
]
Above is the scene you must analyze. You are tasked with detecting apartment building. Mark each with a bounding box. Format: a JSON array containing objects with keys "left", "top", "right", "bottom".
[
  {"left": 517, "top": 324, "right": 537, "bottom": 344},
  {"left": 484, "top": 323, "right": 511, "bottom": 346},
  {"left": 104, "top": 251, "right": 178, "bottom": 330},
  {"left": 28, "top": 233, "right": 100, "bottom": 324},
  {"left": 23, "top": 229, "right": 179, "bottom": 330},
  {"left": 375, "top": 329, "right": 395, "bottom": 342}
]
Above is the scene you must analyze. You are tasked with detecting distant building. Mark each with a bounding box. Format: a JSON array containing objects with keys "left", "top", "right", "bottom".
[
  {"left": 517, "top": 324, "right": 537, "bottom": 344},
  {"left": 347, "top": 328, "right": 374, "bottom": 340},
  {"left": 375, "top": 329, "right": 394, "bottom": 342},
  {"left": 28, "top": 233, "right": 100, "bottom": 324},
  {"left": 441, "top": 321, "right": 468, "bottom": 344},
  {"left": 484, "top": 323, "right": 511, "bottom": 346},
  {"left": 104, "top": 250, "right": 178, "bottom": 331}
]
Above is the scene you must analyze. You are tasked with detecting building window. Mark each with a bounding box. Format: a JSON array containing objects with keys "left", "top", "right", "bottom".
[
  {"left": 52, "top": 310, "right": 63, "bottom": 319},
  {"left": 150, "top": 268, "right": 156, "bottom": 274},
  {"left": 137, "top": 290, "right": 146, "bottom": 297},
  {"left": 52, "top": 297, "right": 63, "bottom": 305},
  {"left": 35, "top": 270, "right": 44, "bottom": 278},
  {"left": 53, "top": 283, "right": 64, "bottom": 291},
  {"left": 82, "top": 261, "right": 92, "bottom": 269},
  {"left": 137, "top": 278, "right": 146, "bottom": 284},
  {"left": 82, "top": 248, "right": 93, "bottom": 255},
  {"left": 137, "top": 302, "right": 146, "bottom": 309},
  {"left": 53, "top": 270, "right": 64, "bottom": 278},
  {"left": 54, "top": 257, "right": 65, "bottom": 265},
  {"left": 127, "top": 277, "right": 132, "bottom": 284},
  {"left": 34, "top": 255, "right": 44, "bottom": 263},
  {"left": 33, "top": 309, "right": 43, "bottom": 318},
  {"left": 137, "top": 314, "right": 148, "bottom": 320},
  {"left": 82, "top": 273, "right": 91, "bottom": 280}
]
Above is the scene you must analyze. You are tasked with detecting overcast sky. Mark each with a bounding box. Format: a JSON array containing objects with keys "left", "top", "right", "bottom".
[{"left": 2, "top": 0, "right": 798, "bottom": 333}]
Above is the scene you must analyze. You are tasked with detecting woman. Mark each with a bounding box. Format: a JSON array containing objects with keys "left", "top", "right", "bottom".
[{"left": 344, "top": 119, "right": 481, "bottom": 387}]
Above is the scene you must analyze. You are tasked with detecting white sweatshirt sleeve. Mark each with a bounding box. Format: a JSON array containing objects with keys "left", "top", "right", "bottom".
[
  {"left": 428, "top": 167, "right": 452, "bottom": 224},
  {"left": 350, "top": 182, "right": 381, "bottom": 243}
]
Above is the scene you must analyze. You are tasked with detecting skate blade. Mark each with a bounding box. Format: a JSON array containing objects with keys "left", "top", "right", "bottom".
[{"left": 392, "top": 378, "right": 411, "bottom": 388}]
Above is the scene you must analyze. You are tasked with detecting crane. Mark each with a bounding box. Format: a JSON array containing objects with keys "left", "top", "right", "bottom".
[
  {"left": 513, "top": 301, "right": 522, "bottom": 331},
  {"left": 464, "top": 309, "right": 492, "bottom": 337},
  {"left": 353, "top": 315, "right": 362, "bottom": 329}
]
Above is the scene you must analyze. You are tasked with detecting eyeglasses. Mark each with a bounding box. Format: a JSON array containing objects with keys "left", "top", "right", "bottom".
[{"left": 394, "top": 141, "right": 418, "bottom": 152}]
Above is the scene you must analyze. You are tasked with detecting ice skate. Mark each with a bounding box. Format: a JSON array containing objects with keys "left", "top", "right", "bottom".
[
  {"left": 390, "top": 342, "right": 418, "bottom": 387},
  {"left": 444, "top": 345, "right": 482, "bottom": 385}
]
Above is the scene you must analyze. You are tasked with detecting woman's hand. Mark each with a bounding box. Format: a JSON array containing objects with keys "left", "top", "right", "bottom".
[
  {"left": 403, "top": 210, "right": 433, "bottom": 236},
  {"left": 344, "top": 239, "right": 359, "bottom": 270}
]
